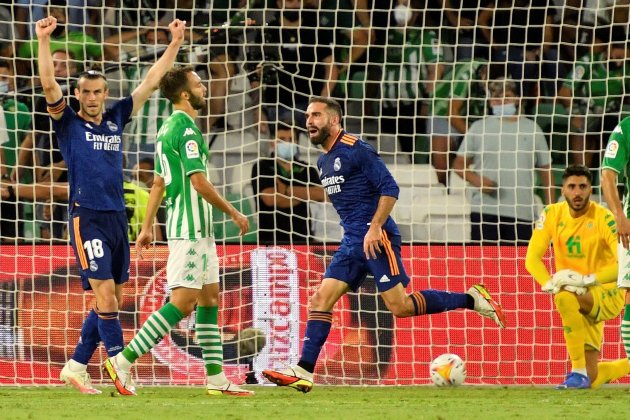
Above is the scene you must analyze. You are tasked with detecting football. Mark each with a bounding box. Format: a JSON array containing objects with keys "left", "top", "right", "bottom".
[{"left": 429, "top": 353, "right": 467, "bottom": 386}]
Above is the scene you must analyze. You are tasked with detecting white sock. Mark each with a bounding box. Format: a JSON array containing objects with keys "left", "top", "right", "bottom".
[
  {"left": 67, "top": 359, "right": 87, "bottom": 372},
  {"left": 572, "top": 368, "right": 588, "bottom": 376},
  {"left": 115, "top": 353, "right": 132, "bottom": 371},
  {"left": 293, "top": 365, "right": 313, "bottom": 379},
  {"left": 207, "top": 372, "right": 229, "bottom": 386}
]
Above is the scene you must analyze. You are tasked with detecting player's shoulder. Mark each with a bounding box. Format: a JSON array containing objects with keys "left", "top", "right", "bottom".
[{"left": 589, "top": 201, "right": 615, "bottom": 222}]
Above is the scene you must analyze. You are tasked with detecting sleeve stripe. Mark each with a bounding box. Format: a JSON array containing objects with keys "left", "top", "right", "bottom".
[
  {"left": 72, "top": 217, "right": 89, "bottom": 270},
  {"left": 47, "top": 98, "right": 66, "bottom": 114}
]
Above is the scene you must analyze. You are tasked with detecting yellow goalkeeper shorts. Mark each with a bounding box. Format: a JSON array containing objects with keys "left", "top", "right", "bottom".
[{"left": 583, "top": 285, "right": 625, "bottom": 351}]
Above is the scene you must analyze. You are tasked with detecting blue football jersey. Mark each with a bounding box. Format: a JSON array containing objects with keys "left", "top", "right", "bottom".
[
  {"left": 317, "top": 131, "right": 400, "bottom": 245},
  {"left": 52, "top": 96, "right": 133, "bottom": 211}
]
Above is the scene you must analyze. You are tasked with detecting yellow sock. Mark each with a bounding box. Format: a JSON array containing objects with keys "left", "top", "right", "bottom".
[
  {"left": 592, "top": 359, "right": 630, "bottom": 389},
  {"left": 554, "top": 291, "right": 587, "bottom": 370}
]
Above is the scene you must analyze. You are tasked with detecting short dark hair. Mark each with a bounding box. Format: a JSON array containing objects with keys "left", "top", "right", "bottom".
[
  {"left": 138, "top": 157, "right": 155, "bottom": 169},
  {"left": 275, "top": 119, "right": 299, "bottom": 140},
  {"left": 159, "top": 65, "right": 195, "bottom": 104},
  {"left": 77, "top": 70, "right": 108, "bottom": 90},
  {"left": 309, "top": 96, "right": 343, "bottom": 120},
  {"left": 562, "top": 164, "right": 593, "bottom": 184}
]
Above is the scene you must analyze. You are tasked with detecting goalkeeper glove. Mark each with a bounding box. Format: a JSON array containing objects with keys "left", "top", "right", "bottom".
[
  {"left": 541, "top": 279, "right": 555, "bottom": 293},
  {"left": 552, "top": 269, "right": 596, "bottom": 288}
]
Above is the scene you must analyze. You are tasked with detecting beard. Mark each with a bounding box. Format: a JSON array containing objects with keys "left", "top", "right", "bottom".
[
  {"left": 309, "top": 125, "right": 330, "bottom": 146},
  {"left": 188, "top": 90, "right": 206, "bottom": 110},
  {"left": 567, "top": 197, "right": 589, "bottom": 213}
]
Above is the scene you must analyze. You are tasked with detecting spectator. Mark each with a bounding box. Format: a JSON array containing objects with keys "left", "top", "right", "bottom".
[
  {"left": 0, "top": 59, "right": 34, "bottom": 241},
  {"left": 441, "top": 0, "right": 491, "bottom": 61},
  {"left": 428, "top": 58, "right": 488, "bottom": 186},
  {"left": 251, "top": 120, "right": 325, "bottom": 244},
  {"left": 17, "top": 0, "right": 102, "bottom": 66},
  {"left": 557, "top": 24, "right": 630, "bottom": 168},
  {"left": 0, "top": 2, "right": 14, "bottom": 57},
  {"left": 380, "top": 0, "right": 445, "bottom": 160},
  {"left": 478, "top": 0, "right": 564, "bottom": 102},
  {"left": 132, "top": 156, "right": 155, "bottom": 189},
  {"left": 245, "top": 0, "right": 339, "bottom": 130},
  {"left": 453, "top": 78, "right": 553, "bottom": 244}
]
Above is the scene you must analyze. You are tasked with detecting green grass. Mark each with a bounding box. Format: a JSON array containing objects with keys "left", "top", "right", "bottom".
[{"left": 0, "top": 385, "right": 629, "bottom": 420}]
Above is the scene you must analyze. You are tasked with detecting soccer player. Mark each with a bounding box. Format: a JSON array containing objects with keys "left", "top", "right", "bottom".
[
  {"left": 36, "top": 15, "right": 186, "bottom": 394},
  {"left": 526, "top": 165, "right": 628, "bottom": 389},
  {"left": 103, "top": 66, "right": 253, "bottom": 397},
  {"left": 601, "top": 116, "right": 630, "bottom": 380},
  {"left": 262, "top": 97, "right": 506, "bottom": 393}
]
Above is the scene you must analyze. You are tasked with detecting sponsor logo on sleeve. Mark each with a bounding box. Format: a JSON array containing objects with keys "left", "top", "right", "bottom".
[
  {"left": 605, "top": 140, "right": 619, "bottom": 159},
  {"left": 186, "top": 140, "right": 200, "bottom": 159},
  {"left": 184, "top": 127, "right": 196, "bottom": 136}
]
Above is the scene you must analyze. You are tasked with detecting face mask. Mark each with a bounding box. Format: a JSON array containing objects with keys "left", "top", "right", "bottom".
[
  {"left": 491, "top": 103, "right": 517, "bottom": 117},
  {"left": 283, "top": 10, "right": 300, "bottom": 22},
  {"left": 52, "top": 24, "right": 65, "bottom": 37},
  {"left": 276, "top": 141, "right": 298, "bottom": 160},
  {"left": 394, "top": 4, "right": 412, "bottom": 26},
  {"left": 0, "top": 81, "right": 9, "bottom": 94}
]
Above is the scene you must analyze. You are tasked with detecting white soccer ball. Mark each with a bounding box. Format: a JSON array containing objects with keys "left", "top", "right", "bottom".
[{"left": 429, "top": 353, "right": 467, "bottom": 386}]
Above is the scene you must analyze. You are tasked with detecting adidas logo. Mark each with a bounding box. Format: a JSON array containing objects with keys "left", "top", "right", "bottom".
[{"left": 379, "top": 275, "right": 390, "bottom": 283}]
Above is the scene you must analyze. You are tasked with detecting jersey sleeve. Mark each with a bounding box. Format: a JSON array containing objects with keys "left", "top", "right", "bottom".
[
  {"left": 357, "top": 142, "right": 399, "bottom": 199},
  {"left": 594, "top": 208, "right": 619, "bottom": 284},
  {"left": 602, "top": 117, "right": 630, "bottom": 173},
  {"left": 177, "top": 124, "right": 206, "bottom": 176},
  {"left": 525, "top": 206, "right": 554, "bottom": 287},
  {"left": 110, "top": 96, "right": 134, "bottom": 127}
]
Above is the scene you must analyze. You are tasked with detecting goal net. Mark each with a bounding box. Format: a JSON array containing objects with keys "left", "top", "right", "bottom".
[{"left": 0, "top": 1, "right": 628, "bottom": 386}]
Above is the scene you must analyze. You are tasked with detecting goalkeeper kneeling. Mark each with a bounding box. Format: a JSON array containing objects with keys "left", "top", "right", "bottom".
[{"left": 525, "top": 164, "right": 628, "bottom": 389}]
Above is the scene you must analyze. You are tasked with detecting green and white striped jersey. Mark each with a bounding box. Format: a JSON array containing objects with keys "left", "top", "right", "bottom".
[
  {"left": 602, "top": 116, "right": 630, "bottom": 218},
  {"left": 382, "top": 28, "right": 442, "bottom": 107},
  {"left": 155, "top": 110, "right": 214, "bottom": 239}
]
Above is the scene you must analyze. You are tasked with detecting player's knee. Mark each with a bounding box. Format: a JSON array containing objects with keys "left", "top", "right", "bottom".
[
  {"left": 310, "top": 290, "right": 334, "bottom": 312},
  {"left": 95, "top": 294, "right": 119, "bottom": 312},
  {"left": 554, "top": 290, "right": 577, "bottom": 311}
]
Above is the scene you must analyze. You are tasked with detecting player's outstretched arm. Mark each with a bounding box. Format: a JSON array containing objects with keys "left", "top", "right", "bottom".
[
  {"left": 35, "top": 16, "right": 63, "bottom": 120},
  {"left": 130, "top": 19, "right": 186, "bottom": 116},
  {"left": 136, "top": 174, "right": 166, "bottom": 259}
]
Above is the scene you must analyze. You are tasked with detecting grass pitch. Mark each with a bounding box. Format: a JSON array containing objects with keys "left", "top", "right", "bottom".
[{"left": 1, "top": 385, "right": 629, "bottom": 420}]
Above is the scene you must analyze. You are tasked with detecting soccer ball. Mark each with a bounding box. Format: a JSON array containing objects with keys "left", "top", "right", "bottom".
[{"left": 429, "top": 353, "right": 466, "bottom": 386}]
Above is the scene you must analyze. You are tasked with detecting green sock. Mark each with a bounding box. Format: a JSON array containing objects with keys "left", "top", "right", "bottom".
[
  {"left": 122, "top": 302, "right": 184, "bottom": 363},
  {"left": 196, "top": 306, "right": 223, "bottom": 376},
  {"left": 622, "top": 304, "right": 630, "bottom": 361}
]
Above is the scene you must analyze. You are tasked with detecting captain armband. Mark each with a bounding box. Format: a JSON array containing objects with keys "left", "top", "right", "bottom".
[{"left": 46, "top": 97, "right": 66, "bottom": 115}]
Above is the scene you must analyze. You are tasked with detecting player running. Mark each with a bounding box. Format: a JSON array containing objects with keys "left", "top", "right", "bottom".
[{"left": 262, "top": 97, "right": 506, "bottom": 393}]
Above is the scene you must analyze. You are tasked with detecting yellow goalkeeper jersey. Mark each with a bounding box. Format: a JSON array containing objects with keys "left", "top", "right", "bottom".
[{"left": 525, "top": 201, "right": 618, "bottom": 288}]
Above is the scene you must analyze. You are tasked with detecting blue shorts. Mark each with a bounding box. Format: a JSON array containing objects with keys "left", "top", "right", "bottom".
[
  {"left": 68, "top": 206, "right": 130, "bottom": 290},
  {"left": 324, "top": 232, "right": 409, "bottom": 293}
]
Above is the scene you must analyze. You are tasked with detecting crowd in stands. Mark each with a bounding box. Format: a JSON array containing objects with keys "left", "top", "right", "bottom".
[{"left": 0, "top": 0, "right": 629, "bottom": 244}]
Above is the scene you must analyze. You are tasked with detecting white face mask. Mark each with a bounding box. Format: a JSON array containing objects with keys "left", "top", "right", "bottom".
[
  {"left": 394, "top": 4, "right": 412, "bottom": 26},
  {"left": 0, "top": 80, "right": 9, "bottom": 94},
  {"left": 276, "top": 141, "right": 298, "bottom": 160},
  {"left": 491, "top": 103, "right": 517, "bottom": 117}
]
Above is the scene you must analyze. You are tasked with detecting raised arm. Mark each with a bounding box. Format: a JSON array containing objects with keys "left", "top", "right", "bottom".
[
  {"left": 35, "top": 16, "right": 64, "bottom": 120},
  {"left": 130, "top": 19, "right": 186, "bottom": 116}
]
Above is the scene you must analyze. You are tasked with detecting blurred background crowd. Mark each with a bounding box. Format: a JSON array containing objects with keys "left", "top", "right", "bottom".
[{"left": 0, "top": 0, "right": 629, "bottom": 245}]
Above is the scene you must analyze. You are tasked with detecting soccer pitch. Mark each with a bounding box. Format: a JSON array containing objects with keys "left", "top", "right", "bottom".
[{"left": 1, "top": 386, "right": 629, "bottom": 419}]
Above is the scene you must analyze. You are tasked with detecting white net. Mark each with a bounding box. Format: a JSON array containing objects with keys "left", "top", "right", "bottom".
[{"left": 0, "top": 1, "right": 628, "bottom": 386}]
